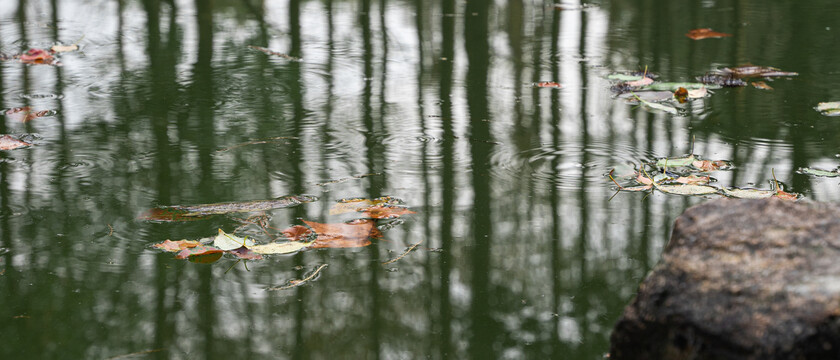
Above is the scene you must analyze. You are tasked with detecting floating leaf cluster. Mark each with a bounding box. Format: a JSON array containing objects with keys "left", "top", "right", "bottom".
[
  {"left": 609, "top": 154, "right": 799, "bottom": 200},
  {"left": 148, "top": 196, "right": 417, "bottom": 266}
]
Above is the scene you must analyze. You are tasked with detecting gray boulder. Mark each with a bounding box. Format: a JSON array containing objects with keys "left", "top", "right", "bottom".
[{"left": 610, "top": 198, "right": 840, "bottom": 359}]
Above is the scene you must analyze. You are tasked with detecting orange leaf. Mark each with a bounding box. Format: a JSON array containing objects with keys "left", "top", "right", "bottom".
[
  {"left": 535, "top": 81, "right": 562, "bottom": 88},
  {"left": 774, "top": 190, "right": 799, "bottom": 201},
  {"left": 5, "top": 108, "right": 49, "bottom": 123},
  {"left": 674, "top": 87, "right": 688, "bottom": 103},
  {"left": 154, "top": 240, "right": 202, "bottom": 252},
  {"left": 685, "top": 28, "right": 732, "bottom": 40},
  {"left": 0, "top": 135, "right": 32, "bottom": 150},
  {"left": 692, "top": 160, "right": 728, "bottom": 172},
  {"left": 303, "top": 219, "right": 381, "bottom": 248},
  {"left": 361, "top": 205, "right": 417, "bottom": 219},
  {"left": 751, "top": 81, "right": 773, "bottom": 90},
  {"left": 674, "top": 175, "right": 710, "bottom": 185}
]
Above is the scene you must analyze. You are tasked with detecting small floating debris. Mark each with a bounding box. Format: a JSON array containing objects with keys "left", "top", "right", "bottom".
[
  {"left": 249, "top": 45, "right": 303, "bottom": 62},
  {"left": 534, "top": 81, "right": 562, "bottom": 88},
  {"left": 4, "top": 107, "right": 52, "bottom": 123},
  {"left": 797, "top": 167, "right": 840, "bottom": 177},
  {"left": 815, "top": 102, "right": 840, "bottom": 116},
  {"left": 685, "top": 28, "right": 732, "bottom": 40}
]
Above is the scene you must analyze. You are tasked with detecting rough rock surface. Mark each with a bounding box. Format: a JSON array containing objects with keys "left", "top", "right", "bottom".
[{"left": 610, "top": 198, "right": 840, "bottom": 359}]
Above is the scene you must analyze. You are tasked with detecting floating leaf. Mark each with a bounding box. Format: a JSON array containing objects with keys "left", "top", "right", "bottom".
[
  {"left": 815, "top": 102, "right": 840, "bottom": 116},
  {"left": 722, "top": 187, "right": 775, "bottom": 199},
  {"left": 797, "top": 167, "right": 840, "bottom": 177},
  {"left": 653, "top": 184, "right": 719, "bottom": 196},
  {"left": 249, "top": 45, "right": 302, "bottom": 62},
  {"left": 154, "top": 240, "right": 202, "bottom": 252},
  {"left": 50, "top": 44, "right": 78, "bottom": 53},
  {"left": 687, "top": 87, "right": 708, "bottom": 98},
  {"left": 674, "top": 175, "right": 711, "bottom": 185},
  {"left": 228, "top": 246, "right": 264, "bottom": 260},
  {"left": 685, "top": 28, "right": 732, "bottom": 40},
  {"left": 361, "top": 205, "right": 417, "bottom": 219},
  {"left": 249, "top": 241, "right": 313, "bottom": 255},
  {"left": 5, "top": 107, "right": 50, "bottom": 123},
  {"left": 176, "top": 246, "right": 224, "bottom": 263},
  {"left": 535, "top": 81, "right": 562, "bottom": 88},
  {"left": 721, "top": 66, "right": 798, "bottom": 78},
  {"left": 18, "top": 49, "right": 57, "bottom": 64},
  {"left": 656, "top": 155, "right": 696, "bottom": 168},
  {"left": 692, "top": 159, "right": 730, "bottom": 172},
  {"left": 632, "top": 94, "right": 678, "bottom": 114},
  {"left": 281, "top": 225, "right": 315, "bottom": 241},
  {"left": 751, "top": 81, "right": 773, "bottom": 90},
  {"left": 0, "top": 135, "right": 32, "bottom": 150},
  {"left": 329, "top": 196, "right": 403, "bottom": 215},
  {"left": 643, "top": 82, "right": 718, "bottom": 91},
  {"left": 617, "top": 185, "right": 652, "bottom": 192},
  {"left": 304, "top": 219, "right": 381, "bottom": 248},
  {"left": 214, "top": 229, "right": 256, "bottom": 251},
  {"left": 674, "top": 87, "right": 688, "bottom": 103},
  {"left": 626, "top": 77, "right": 654, "bottom": 87},
  {"left": 138, "top": 195, "right": 318, "bottom": 221},
  {"left": 774, "top": 190, "right": 799, "bottom": 201}
]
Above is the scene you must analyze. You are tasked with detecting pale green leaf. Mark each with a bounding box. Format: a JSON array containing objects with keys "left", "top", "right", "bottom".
[
  {"left": 797, "top": 167, "right": 840, "bottom": 177},
  {"left": 656, "top": 155, "right": 696, "bottom": 167},
  {"left": 250, "top": 241, "right": 313, "bottom": 254},
  {"left": 722, "top": 187, "right": 775, "bottom": 199},
  {"left": 654, "top": 184, "right": 719, "bottom": 195},
  {"left": 607, "top": 74, "right": 645, "bottom": 81},
  {"left": 214, "top": 229, "right": 256, "bottom": 251},
  {"left": 642, "top": 82, "right": 721, "bottom": 91}
]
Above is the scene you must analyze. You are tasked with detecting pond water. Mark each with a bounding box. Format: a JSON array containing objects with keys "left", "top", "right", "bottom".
[{"left": 2, "top": 0, "right": 840, "bottom": 359}]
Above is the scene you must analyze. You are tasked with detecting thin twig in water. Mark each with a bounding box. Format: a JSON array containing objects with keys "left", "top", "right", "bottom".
[
  {"left": 104, "top": 348, "right": 163, "bottom": 360},
  {"left": 224, "top": 259, "right": 242, "bottom": 274},
  {"left": 107, "top": 224, "right": 114, "bottom": 237},
  {"left": 382, "top": 240, "right": 423, "bottom": 265},
  {"left": 267, "top": 264, "right": 328, "bottom": 291}
]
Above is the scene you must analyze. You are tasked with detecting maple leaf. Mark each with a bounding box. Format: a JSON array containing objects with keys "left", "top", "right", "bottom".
[{"left": 303, "top": 219, "right": 381, "bottom": 248}]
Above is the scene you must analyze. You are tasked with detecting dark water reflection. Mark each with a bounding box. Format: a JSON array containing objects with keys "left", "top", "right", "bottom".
[{"left": 1, "top": 0, "right": 840, "bottom": 358}]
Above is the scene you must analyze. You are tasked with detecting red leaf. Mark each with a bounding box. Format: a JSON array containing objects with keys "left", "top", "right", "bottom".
[
  {"left": 535, "top": 82, "right": 562, "bottom": 88},
  {"left": 303, "top": 219, "right": 381, "bottom": 248},
  {"left": 0, "top": 135, "right": 32, "bottom": 150},
  {"left": 361, "top": 205, "right": 417, "bottom": 219},
  {"left": 685, "top": 28, "right": 732, "bottom": 40},
  {"left": 6, "top": 107, "right": 50, "bottom": 123},
  {"left": 154, "top": 240, "right": 202, "bottom": 252},
  {"left": 228, "top": 246, "right": 264, "bottom": 260},
  {"left": 176, "top": 246, "right": 224, "bottom": 263},
  {"left": 19, "top": 49, "right": 57, "bottom": 65}
]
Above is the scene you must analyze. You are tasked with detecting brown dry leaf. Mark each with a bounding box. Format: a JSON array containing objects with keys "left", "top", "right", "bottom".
[
  {"left": 751, "top": 81, "right": 773, "bottom": 90},
  {"left": 723, "top": 66, "right": 798, "bottom": 78},
  {"left": 687, "top": 87, "right": 708, "bottom": 98},
  {"left": 685, "top": 28, "right": 732, "bottom": 40},
  {"left": 692, "top": 160, "right": 728, "bottom": 172},
  {"left": 281, "top": 225, "right": 314, "bottom": 241},
  {"left": 303, "top": 219, "right": 381, "bottom": 248},
  {"left": 154, "top": 240, "right": 202, "bottom": 252},
  {"left": 361, "top": 205, "right": 417, "bottom": 219},
  {"left": 0, "top": 135, "right": 32, "bottom": 150},
  {"left": 674, "top": 175, "right": 711, "bottom": 185},
  {"left": 774, "top": 190, "right": 799, "bottom": 201}
]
